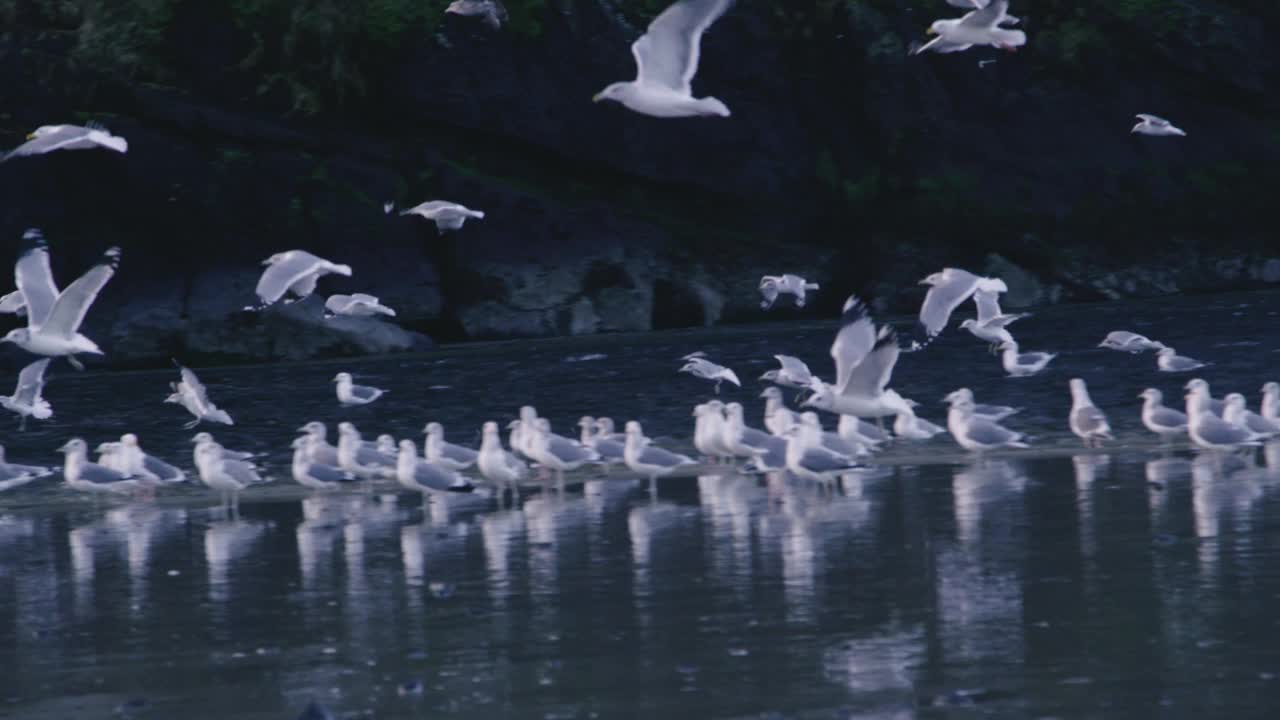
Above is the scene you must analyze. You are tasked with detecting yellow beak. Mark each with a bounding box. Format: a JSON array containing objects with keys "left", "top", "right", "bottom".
[
  {"left": 592, "top": 91, "right": 605, "bottom": 103},
  {"left": 25, "top": 132, "right": 36, "bottom": 140},
  {"left": 926, "top": 27, "right": 938, "bottom": 35}
]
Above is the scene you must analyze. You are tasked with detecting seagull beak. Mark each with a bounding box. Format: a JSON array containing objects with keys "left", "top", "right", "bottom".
[
  {"left": 592, "top": 91, "right": 606, "bottom": 103},
  {"left": 926, "top": 27, "right": 937, "bottom": 35},
  {"left": 506, "top": 420, "right": 519, "bottom": 429},
  {"left": 25, "top": 132, "right": 36, "bottom": 140}
]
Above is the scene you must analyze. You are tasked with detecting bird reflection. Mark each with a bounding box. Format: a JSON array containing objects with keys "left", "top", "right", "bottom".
[
  {"left": 1145, "top": 457, "right": 1191, "bottom": 523},
  {"left": 1266, "top": 441, "right": 1280, "bottom": 473},
  {"left": 204, "top": 517, "right": 267, "bottom": 604},
  {"left": 1072, "top": 454, "right": 1111, "bottom": 562},
  {"left": 1191, "top": 454, "right": 1262, "bottom": 579},
  {"left": 481, "top": 508, "right": 525, "bottom": 608},
  {"left": 297, "top": 495, "right": 352, "bottom": 594},
  {"left": 698, "top": 475, "right": 754, "bottom": 600},
  {"left": 950, "top": 460, "right": 1027, "bottom": 547},
  {"left": 822, "top": 626, "right": 925, "bottom": 699},
  {"left": 103, "top": 506, "right": 187, "bottom": 613}
]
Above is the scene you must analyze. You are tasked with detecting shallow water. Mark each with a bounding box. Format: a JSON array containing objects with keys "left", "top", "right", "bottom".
[{"left": 2, "top": 290, "right": 1280, "bottom": 718}]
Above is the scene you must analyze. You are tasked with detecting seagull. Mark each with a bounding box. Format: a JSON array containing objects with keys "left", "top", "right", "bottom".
[
  {"left": 624, "top": 420, "right": 696, "bottom": 487},
  {"left": 941, "top": 388, "right": 1021, "bottom": 422},
  {"left": 336, "top": 422, "right": 395, "bottom": 479},
  {"left": 998, "top": 340, "right": 1056, "bottom": 377},
  {"left": 1, "top": 123, "right": 128, "bottom": 162},
  {"left": 334, "top": 372, "right": 386, "bottom": 406},
  {"left": 117, "top": 433, "right": 186, "bottom": 484},
  {"left": 1098, "top": 331, "right": 1165, "bottom": 353},
  {"left": 579, "top": 416, "right": 626, "bottom": 463},
  {"left": 166, "top": 362, "right": 234, "bottom": 429},
  {"left": 1185, "top": 390, "right": 1264, "bottom": 451},
  {"left": 477, "top": 420, "right": 528, "bottom": 499},
  {"left": 395, "top": 440, "right": 473, "bottom": 501},
  {"left": 759, "top": 387, "right": 799, "bottom": 436},
  {"left": 323, "top": 293, "right": 396, "bottom": 319},
  {"left": 1223, "top": 394, "right": 1280, "bottom": 439},
  {"left": 193, "top": 441, "right": 257, "bottom": 513},
  {"left": 693, "top": 401, "right": 733, "bottom": 462},
  {"left": 297, "top": 422, "right": 341, "bottom": 465},
  {"left": 251, "top": 250, "right": 352, "bottom": 310},
  {"left": 799, "top": 411, "right": 867, "bottom": 460},
  {"left": 1132, "top": 114, "right": 1186, "bottom": 137},
  {"left": 527, "top": 418, "right": 600, "bottom": 485},
  {"left": 0, "top": 445, "right": 54, "bottom": 490},
  {"left": 190, "top": 432, "right": 257, "bottom": 463},
  {"left": 1262, "top": 382, "right": 1280, "bottom": 422},
  {"left": 721, "top": 401, "right": 789, "bottom": 463},
  {"left": 424, "top": 422, "right": 480, "bottom": 470},
  {"left": 0, "top": 358, "right": 53, "bottom": 430},
  {"left": 679, "top": 356, "right": 741, "bottom": 393},
  {"left": 445, "top": 0, "right": 507, "bottom": 29},
  {"left": 1, "top": 229, "right": 120, "bottom": 370},
  {"left": 912, "top": 0, "right": 1026, "bottom": 56},
  {"left": 1184, "top": 378, "right": 1226, "bottom": 417},
  {"left": 759, "top": 274, "right": 820, "bottom": 309},
  {"left": 592, "top": 0, "right": 734, "bottom": 118},
  {"left": 1157, "top": 347, "right": 1208, "bottom": 373},
  {"left": 1068, "top": 378, "right": 1113, "bottom": 448},
  {"left": 802, "top": 296, "right": 913, "bottom": 420},
  {"left": 837, "top": 415, "right": 888, "bottom": 452},
  {"left": 291, "top": 437, "right": 354, "bottom": 491},
  {"left": 386, "top": 200, "right": 485, "bottom": 233},
  {"left": 1139, "top": 388, "right": 1188, "bottom": 443},
  {"left": 759, "top": 355, "right": 815, "bottom": 389},
  {"left": 782, "top": 421, "right": 861, "bottom": 485},
  {"left": 60, "top": 438, "right": 145, "bottom": 497},
  {"left": 894, "top": 401, "right": 946, "bottom": 440},
  {"left": 958, "top": 287, "right": 1029, "bottom": 352},
  {"left": 911, "top": 268, "right": 1008, "bottom": 349},
  {"left": 944, "top": 391, "right": 1030, "bottom": 452}
]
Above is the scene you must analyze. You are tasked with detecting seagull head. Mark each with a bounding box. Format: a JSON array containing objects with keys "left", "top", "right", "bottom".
[
  {"left": 943, "top": 388, "right": 973, "bottom": 405},
  {"left": 58, "top": 438, "right": 86, "bottom": 454},
  {"left": 333, "top": 372, "right": 351, "bottom": 383},
  {"left": 925, "top": 21, "right": 945, "bottom": 36},
  {"left": 1139, "top": 388, "right": 1161, "bottom": 401},
  {"left": 27, "top": 125, "right": 62, "bottom": 140},
  {"left": 592, "top": 83, "right": 629, "bottom": 105},
  {"left": 958, "top": 319, "right": 977, "bottom": 330},
  {"left": 0, "top": 328, "right": 29, "bottom": 345},
  {"left": 919, "top": 271, "right": 945, "bottom": 286}
]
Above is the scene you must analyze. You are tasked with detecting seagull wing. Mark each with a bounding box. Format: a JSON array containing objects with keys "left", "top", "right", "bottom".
[
  {"left": 959, "top": 0, "right": 1007, "bottom": 28},
  {"left": 774, "top": 354, "right": 813, "bottom": 383},
  {"left": 403, "top": 200, "right": 456, "bottom": 217},
  {"left": 972, "top": 289, "right": 1002, "bottom": 324},
  {"left": 40, "top": 246, "right": 120, "bottom": 338},
  {"left": 324, "top": 295, "right": 353, "bottom": 314},
  {"left": 840, "top": 328, "right": 900, "bottom": 398},
  {"left": 0, "top": 290, "right": 27, "bottom": 315},
  {"left": 917, "top": 268, "right": 982, "bottom": 340},
  {"left": 830, "top": 296, "right": 877, "bottom": 392},
  {"left": 912, "top": 36, "right": 974, "bottom": 54},
  {"left": 1136, "top": 114, "right": 1170, "bottom": 127},
  {"left": 255, "top": 250, "right": 326, "bottom": 305},
  {"left": 176, "top": 363, "right": 216, "bottom": 412},
  {"left": 631, "top": 0, "right": 734, "bottom": 95},
  {"left": 15, "top": 230, "right": 60, "bottom": 328},
  {"left": 2, "top": 126, "right": 92, "bottom": 160},
  {"left": 13, "top": 358, "right": 50, "bottom": 405}
]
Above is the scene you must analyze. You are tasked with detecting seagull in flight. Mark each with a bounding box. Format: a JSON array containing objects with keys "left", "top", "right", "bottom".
[
  {"left": 1, "top": 123, "right": 128, "bottom": 162},
  {"left": 251, "top": 250, "right": 351, "bottom": 310},
  {"left": 759, "top": 274, "right": 819, "bottom": 309},
  {"left": 913, "top": 0, "right": 1026, "bottom": 55},
  {"left": 166, "top": 362, "right": 235, "bottom": 429},
  {"left": 323, "top": 293, "right": 396, "bottom": 319},
  {"left": 446, "top": 0, "right": 508, "bottom": 29},
  {"left": 679, "top": 356, "right": 741, "bottom": 394},
  {"left": 959, "top": 287, "right": 1028, "bottom": 352},
  {"left": 0, "top": 358, "right": 53, "bottom": 430},
  {"left": 802, "top": 296, "right": 914, "bottom": 421},
  {"left": 1, "top": 229, "right": 120, "bottom": 370},
  {"left": 759, "top": 354, "right": 816, "bottom": 390},
  {"left": 910, "top": 268, "right": 1008, "bottom": 350},
  {"left": 386, "top": 200, "right": 485, "bottom": 233},
  {"left": 593, "top": 0, "right": 735, "bottom": 118},
  {"left": 1132, "top": 114, "right": 1186, "bottom": 137}
]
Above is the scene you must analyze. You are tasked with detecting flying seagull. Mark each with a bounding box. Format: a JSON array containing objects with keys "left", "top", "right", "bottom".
[
  {"left": 593, "top": 0, "right": 734, "bottom": 118},
  {"left": 385, "top": 200, "right": 485, "bottom": 233},
  {"left": 759, "top": 274, "right": 819, "bottom": 309},
  {"left": 323, "top": 293, "right": 396, "bottom": 319},
  {"left": 679, "top": 356, "right": 741, "bottom": 393},
  {"left": 445, "top": 0, "right": 507, "bottom": 29},
  {"left": 251, "top": 250, "right": 352, "bottom": 309},
  {"left": 913, "top": 0, "right": 1025, "bottom": 55},
  {"left": 0, "top": 358, "right": 53, "bottom": 430},
  {"left": 166, "top": 362, "right": 234, "bottom": 429},
  {"left": 911, "top": 268, "right": 1008, "bottom": 350},
  {"left": 959, "top": 287, "right": 1028, "bottom": 352},
  {"left": 1, "top": 123, "right": 128, "bottom": 163},
  {"left": 1132, "top": 114, "right": 1186, "bottom": 137},
  {"left": 947, "top": 0, "right": 1020, "bottom": 24},
  {"left": 802, "top": 296, "right": 914, "bottom": 420},
  {"left": 1, "top": 229, "right": 120, "bottom": 370}
]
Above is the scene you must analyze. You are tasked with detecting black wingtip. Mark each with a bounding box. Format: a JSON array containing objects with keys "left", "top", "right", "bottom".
[
  {"left": 839, "top": 294, "right": 871, "bottom": 325},
  {"left": 900, "top": 322, "right": 935, "bottom": 353},
  {"left": 19, "top": 228, "right": 46, "bottom": 254},
  {"left": 447, "top": 482, "right": 476, "bottom": 494},
  {"left": 101, "top": 246, "right": 122, "bottom": 269}
]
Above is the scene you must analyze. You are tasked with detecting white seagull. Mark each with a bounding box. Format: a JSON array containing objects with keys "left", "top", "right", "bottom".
[
  {"left": 251, "top": 250, "right": 352, "bottom": 309},
  {"left": 592, "top": 0, "right": 734, "bottom": 118},
  {"left": 958, "top": 287, "right": 1028, "bottom": 351},
  {"left": 290, "top": 436, "right": 353, "bottom": 491},
  {"left": 912, "top": 0, "right": 1026, "bottom": 55},
  {"left": 386, "top": 200, "right": 485, "bottom": 233},
  {"left": 759, "top": 386, "right": 798, "bottom": 436},
  {"left": 0, "top": 358, "right": 53, "bottom": 430},
  {"left": 424, "top": 422, "right": 480, "bottom": 470},
  {"left": 679, "top": 356, "right": 741, "bottom": 394},
  {"left": 0, "top": 290, "right": 27, "bottom": 316},
  {"left": 323, "top": 293, "right": 396, "bottom": 319},
  {"left": 1157, "top": 347, "right": 1208, "bottom": 373},
  {"left": 166, "top": 362, "right": 234, "bottom": 429},
  {"left": 1132, "top": 114, "right": 1186, "bottom": 137},
  {"left": 998, "top": 340, "right": 1056, "bottom": 377},
  {"left": 1, "top": 123, "right": 128, "bottom": 162},
  {"left": 912, "top": 268, "right": 1008, "bottom": 349},
  {"left": 894, "top": 401, "right": 946, "bottom": 441},
  {"left": 1139, "top": 388, "right": 1188, "bottom": 443},
  {"left": 334, "top": 372, "right": 386, "bottom": 406},
  {"left": 297, "top": 421, "right": 341, "bottom": 465},
  {"left": 477, "top": 420, "right": 529, "bottom": 499},
  {"left": 759, "top": 274, "right": 820, "bottom": 309},
  {"left": 396, "top": 440, "right": 473, "bottom": 501},
  {"left": 1, "top": 229, "right": 120, "bottom": 370},
  {"left": 802, "top": 296, "right": 912, "bottom": 420},
  {"left": 1098, "top": 331, "right": 1165, "bottom": 353},
  {"left": 944, "top": 391, "right": 1029, "bottom": 452},
  {"left": 59, "top": 438, "right": 145, "bottom": 497},
  {"left": 1223, "top": 394, "right": 1280, "bottom": 439},
  {"left": 1262, "top": 382, "right": 1280, "bottom": 422},
  {"left": 624, "top": 420, "right": 696, "bottom": 487},
  {"left": 445, "top": 0, "right": 507, "bottom": 29},
  {"left": 759, "top": 355, "right": 815, "bottom": 389},
  {"left": 116, "top": 433, "right": 186, "bottom": 484},
  {"left": 947, "top": 0, "right": 1020, "bottom": 24},
  {"left": 1068, "top": 378, "right": 1113, "bottom": 448},
  {"left": 942, "top": 388, "right": 1021, "bottom": 422},
  {"left": 1185, "top": 390, "right": 1264, "bottom": 451},
  {"left": 527, "top": 418, "right": 600, "bottom": 485}
]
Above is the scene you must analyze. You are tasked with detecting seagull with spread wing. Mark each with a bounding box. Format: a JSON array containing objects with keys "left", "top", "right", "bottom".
[
  {"left": 759, "top": 354, "right": 815, "bottom": 389},
  {"left": 910, "top": 268, "right": 1008, "bottom": 350},
  {"left": 959, "top": 287, "right": 1029, "bottom": 352},
  {"left": 912, "top": 0, "right": 1026, "bottom": 55},
  {"left": 324, "top": 293, "right": 396, "bottom": 319},
  {"left": 165, "top": 362, "right": 234, "bottom": 429},
  {"left": 1132, "top": 114, "right": 1186, "bottom": 137},
  {"left": 446, "top": 0, "right": 508, "bottom": 29},
  {"left": 1, "top": 123, "right": 128, "bottom": 162},
  {"left": 385, "top": 200, "right": 486, "bottom": 233},
  {"left": 593, "top": 0, "right": 734, "bottom": 118},
  {"left": 0, "top": 358, "right": 53, "bottom": 430},
  {"left": 801, "top": 296, "right": 914, "bottom": 421},
  {"left": 1, "top": 229, "right": 120, "bottom": 370},
  {"left": 251, "top": 250, "right": 351, "bottom": 309}
]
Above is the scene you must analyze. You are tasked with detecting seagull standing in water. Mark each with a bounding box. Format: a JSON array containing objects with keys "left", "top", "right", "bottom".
[
  {"left": 251, "top": 250, "right": 351, "bottom": 309},
  {"left": 592, "top": 0, "right": 735, "bottom": 118},
  {"left": 0, "top": 358, "right": 53, "bottom": 430},
  {"left": 1223, "top": 394, "right": 1280, "bottom": 439},
  {"left": 624, "top": 421, "right": 696, "bottom": 490},
  {"left": 395, "top": 440, "right": 473, "bottom": 503},
  {"left": 1068, "top": 378, "right": 1113, "bottom": 448},
  {"left": 944, "top": 390, "right": 1029, "bottom": 452},
  {"left": 1139, "top": 388, "right": 1188, "bottom": 443},
  {"left": 1262, "top": 382, "right": 1280, "bottom": 422},
  {"left": 334, "top": 373, "right": 386, "bottom": 407},
  {"left": 1, "top": 229, "right": 120, "bottom": 370},
  {"left": 477, "top": 420, "right": 528, "bottom": 501},
  {"left": 386, "top": 200, "right": 486, "bottom": 233},
  {"left": 1185, "top": 390, "right": 1264, "bottom": 451},
  {"left": 59, "top": 439, "right": 145, "bottom": 497},
  {"left": 423, "top": 422, "right": 479, "bottom": 470},
  {"left": 1, "top": 123, "right": 128, "bottom": 162},
  {"left": 291, "top": 437, "right": 353, "bottom": 491}
]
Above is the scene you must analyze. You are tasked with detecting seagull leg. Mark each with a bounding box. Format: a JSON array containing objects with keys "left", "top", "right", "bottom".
[
  {"left": 184, "top": 419, "right": 200, "bottom": 431},
  {"left": 68, "top": 356, "right": 84, "bottom": 371},
  {"left": 18, "top": 415, "right": 26, "bottom": 432}
]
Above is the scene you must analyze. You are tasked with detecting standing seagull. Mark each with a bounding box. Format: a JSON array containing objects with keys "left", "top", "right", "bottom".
[
  {"left": 1, "top": 229, "right": 120, "bottom": 370},
  {"left": 1156, "top": 347, "right": 1208, "bottom": 373},
  {"left": 944, "top": 392, "right": 1029, "bottom": 452},
  {"left": 1, "top": 123, "right": 128, "bottom": 162},
  {"left": 912, "top": 0, "right": 1026, "bottom": 55},
  {"left": 1262, "top": 382, "right": 1280, "bottom": 422},
  {"left": 166, "top": 362, "right": 234, "bottom": 429},
  {"left": 477, "top": 421, "right": 528, "bottom": 501},
  {"left": 323, "top": 293, "right": 396, "bottom": 319},
  {"left": 592, "top": 0, "right": 735, "bottom": 118},
  {"left": 1139, "top": 388, "right": 1188, "bottom": 443},
  {"left": 396, "top": 440, "right": 473, "bottom": 503},
  {"left": 1068, "top": 378, "right": 1113, "bottom": 448},
  {"left": 1132, "top": 114, "right": 1186, "bottom": 137},
  {"left": 911, "top": 268, "right": 1008, "bottom": 349},
  {"left": 445, "top": 0, "right": 507, "bottom": 29},
  {"left": 59, "top": 438, "right": 144, "bottom": 497},
  {"left": 251, "top": 250, "right": 352, "bottom": 309},
  {"left": 290, "top": 437, "right": 353, "bottom": 491},
  {"left": 386, "top": 200, "right": 485, "bottom": 233},
  {"left": 679, "top": 356, "right": 741, "bottom": 394},
  {"left": 334, "top": 373, "right": 386, "bottom": 407},
  {"left": 624, "top": 420, "right": 697, "bottom": 490},
  {"left": 423, "top": 422, "right": 479, "bottom": 470},
  {"left": 759, "top": 274, "right": 820, "bottom": 309},
  {"left": 998, "top": 340, "right": 1056, "bottom": 377},
  {"left": 0, "top": 358, "right": 53, "bottom": 430}
]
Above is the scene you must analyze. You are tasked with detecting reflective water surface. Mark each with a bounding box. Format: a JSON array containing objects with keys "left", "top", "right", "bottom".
[{"left": 2, "top": 291, "right": 1280, "bottom": 718}]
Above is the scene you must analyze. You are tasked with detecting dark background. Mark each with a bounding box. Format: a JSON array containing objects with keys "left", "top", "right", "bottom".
[{"left": 1, "top": 0, "right": 1277, "bottom": 366}]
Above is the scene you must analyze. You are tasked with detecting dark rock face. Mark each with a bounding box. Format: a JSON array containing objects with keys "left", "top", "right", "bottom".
[{"left": 0, "top": 1, "right": 1278, "bottom": 367}]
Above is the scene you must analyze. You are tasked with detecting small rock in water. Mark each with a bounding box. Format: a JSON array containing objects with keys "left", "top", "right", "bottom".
[
  {"left": 397, "top": 680, "right": 424, "bottom": 697},
  {"left": 727, "top": 647, "right": 750, "bottom": 657},
  {"left": 297, "top": 700, "right": 336, "bottom": 720}
]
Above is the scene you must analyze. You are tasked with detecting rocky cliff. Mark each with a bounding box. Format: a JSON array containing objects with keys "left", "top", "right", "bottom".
[{"left": 1, "top": 0, "right": 1277, "bottom": 367}]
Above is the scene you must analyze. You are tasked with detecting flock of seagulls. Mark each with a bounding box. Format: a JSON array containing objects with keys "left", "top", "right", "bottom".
[{"left": 0, "top": 0, "right": 1231, "bottom": 512}]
